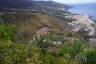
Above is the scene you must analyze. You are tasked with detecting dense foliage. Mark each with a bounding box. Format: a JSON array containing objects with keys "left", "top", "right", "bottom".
[
  {"left": 0, "top": 25, "right": 15, "bottom": 41},
  {"left": 0, "top": 35, "right": 96, "bottom": 64}
]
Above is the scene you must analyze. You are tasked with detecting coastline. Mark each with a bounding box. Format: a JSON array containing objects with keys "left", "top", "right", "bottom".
[
  {"left": 67, "top": 9, "right": 96, "bottom": 22},
  {"left": 68, "top": 4, "right": 96, "bottom": 21}
]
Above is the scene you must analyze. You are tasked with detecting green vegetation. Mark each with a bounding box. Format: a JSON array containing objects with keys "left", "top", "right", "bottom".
[
  {"left": 77, "top": 48, "right": 96, "bottom": 64},
  {"left": 0, "top": 16, "right": 4, "bottom": 24},
  {"left": 1, "top": 36, "right": 96, "bottom": 64},
  {"left": 0, "top": 41, "right": 41, "bottom": 64},
  {"left": 63, "top": 18, "right": 76, "bottom": 22},
  {"left": 0, "top": 25, "right": 15, "bottom": 41}
]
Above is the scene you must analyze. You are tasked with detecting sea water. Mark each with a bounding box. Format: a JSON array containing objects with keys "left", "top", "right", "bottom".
[{"left": 68, "top": 3, "right": 96, "bottom": 20}]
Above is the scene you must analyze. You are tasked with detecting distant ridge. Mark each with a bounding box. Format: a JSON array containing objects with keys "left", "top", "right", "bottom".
[{"left": 0, "top": 0, "right": 71, "bottom": 10}]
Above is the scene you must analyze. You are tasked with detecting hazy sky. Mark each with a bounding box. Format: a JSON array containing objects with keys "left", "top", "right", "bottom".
[{"left": 52, "top": 0, "right": 96, "bottom": 4}]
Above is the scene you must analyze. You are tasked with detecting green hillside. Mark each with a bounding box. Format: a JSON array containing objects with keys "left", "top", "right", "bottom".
[{"left": 0, "top": 12, "right": 67, "bottom": 43}]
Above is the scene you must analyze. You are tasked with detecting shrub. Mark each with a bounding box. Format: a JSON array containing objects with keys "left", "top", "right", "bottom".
[
  {"left": 0, "top": 42, "right": 41, "bottom": 64},
  {"left": 34, "top": 35, "right": 50, "bottom": 53},
  {"left": 0, "top": 25, "right": 15, "bottom": 41},
  {"left": 77, "top": 48, "right": 96, "bottom": 64}
]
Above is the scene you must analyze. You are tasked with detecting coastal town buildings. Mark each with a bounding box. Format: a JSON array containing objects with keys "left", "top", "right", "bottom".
[{"left": 67, "top": 14, "right": 95, "bottom": 37}]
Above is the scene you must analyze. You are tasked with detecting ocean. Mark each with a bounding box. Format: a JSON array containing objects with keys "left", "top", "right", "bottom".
[{"left": 68, "top": 3, "right": 96, "bottom": 20}]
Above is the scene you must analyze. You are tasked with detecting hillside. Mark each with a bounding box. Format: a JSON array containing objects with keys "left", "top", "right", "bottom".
[
  {"left": 0, "top": 0, "right": 71, "bottom": 11},
  {"left": 0, "top": 12, "right": 67, "bottom": 43}
]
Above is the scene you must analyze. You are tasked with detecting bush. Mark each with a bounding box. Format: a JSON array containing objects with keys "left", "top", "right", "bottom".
[
  {"left": 0, "top": 25, "right": 15, "bottom": 41},
  {"left": 34, "top": 35, "right": 50, "bottom": 53}
]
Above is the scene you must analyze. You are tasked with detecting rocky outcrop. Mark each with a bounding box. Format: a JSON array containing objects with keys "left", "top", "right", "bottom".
[{"left": 33, "top": 27, "right": 51, "bottom": 40}]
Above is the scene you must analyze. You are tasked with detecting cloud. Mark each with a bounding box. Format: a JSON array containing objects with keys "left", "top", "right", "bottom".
[{"left": 53, "top": 0, "right": 96, "bottom": 4}]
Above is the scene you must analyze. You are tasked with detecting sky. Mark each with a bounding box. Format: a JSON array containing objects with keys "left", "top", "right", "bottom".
[{"left": 52, "top": 0, "right": 96, "bottom": 4}]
